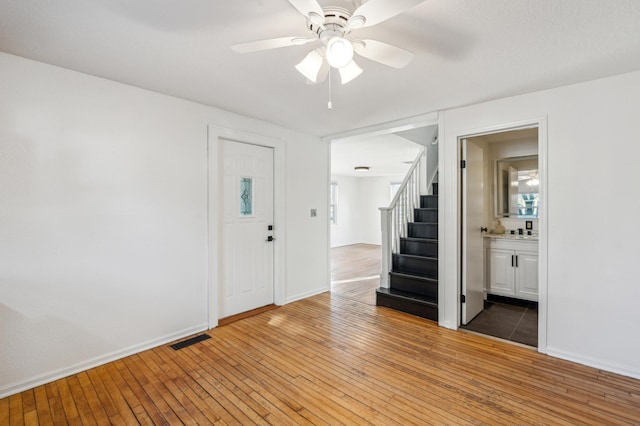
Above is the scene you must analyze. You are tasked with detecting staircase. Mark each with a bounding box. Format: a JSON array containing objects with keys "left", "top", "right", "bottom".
[{"left": 376, "top": 182, "right": 439, "bottom": 321}]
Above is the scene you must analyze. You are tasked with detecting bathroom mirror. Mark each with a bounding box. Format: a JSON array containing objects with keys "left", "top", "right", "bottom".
[{"left": 495, "top": 155, "right": 539, "bottom": 218}]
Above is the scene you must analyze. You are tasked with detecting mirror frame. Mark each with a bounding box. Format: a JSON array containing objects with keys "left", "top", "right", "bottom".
[{"left": 494, "top": 155, "right": 539, "bottom": 218}]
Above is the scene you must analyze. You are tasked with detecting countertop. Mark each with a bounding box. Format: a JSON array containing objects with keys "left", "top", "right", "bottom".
[{"left": 483, "top": 233, "right": 538, "bottom": 241}]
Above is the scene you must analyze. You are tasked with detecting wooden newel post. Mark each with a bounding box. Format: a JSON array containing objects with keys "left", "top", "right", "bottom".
[{"left": 379, "top": 207, "right": 392, "bottom": 288}]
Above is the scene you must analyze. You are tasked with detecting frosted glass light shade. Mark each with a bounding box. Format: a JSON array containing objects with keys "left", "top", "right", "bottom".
[
  {"left": 338, "top": 60, "right": 362, "bottom": 84},
  {"left": 326, "top": 37, "right": 354, "bottom": 68},
  {"left": 295, "top": 49, "right": 324, "bottom": 82}
]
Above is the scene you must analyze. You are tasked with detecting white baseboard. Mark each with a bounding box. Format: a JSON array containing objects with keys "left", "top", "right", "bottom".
[
  {"left": 330, "top": 241, "right": 360, "bottom": 248},
  {"left": 546, "top": 346, "right": 640, "bottom": 380},
  {"left": 285, "top": 287, "right": 329, "bottom": 304},
  {"left": 0, "top": 323, "right": 208, "bottom": 399}
]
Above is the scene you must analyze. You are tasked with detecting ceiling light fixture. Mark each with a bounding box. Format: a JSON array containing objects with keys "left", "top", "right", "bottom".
[
  {"left": 338, "top": 60, "right": 362, "bottom": 84},
  {"left": 354, "top": 166, "right": 370, "bottom": 172},
  {"left": 231, "top": 0, "right": 424, "bottom": 90},
  {"left": 295, "top": 49, "right": 324, "bottom": 82},
  {"left": 326, "top": 37, "right": 354, "bottom": 68}
]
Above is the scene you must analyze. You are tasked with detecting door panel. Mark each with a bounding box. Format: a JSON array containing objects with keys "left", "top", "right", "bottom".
[
  {"left": 488, "top": 249, "right": 515, "bottom": 295},
  {"left": 221, "top": 140, "right": 274, "bottom": 318},
  {"left": 462, "top": 139, "right": 484, "bottom": 325},
  {"left": 517, "top": 252, "right": 539, "bottom": 300}
]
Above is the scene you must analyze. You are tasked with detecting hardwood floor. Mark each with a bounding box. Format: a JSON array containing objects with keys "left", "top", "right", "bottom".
[
  {"left": 3, "top": 291, "right": 640, "bottom": 425},
  {"left": 331, "top": 244, "right": 381, "bottom": 306}
]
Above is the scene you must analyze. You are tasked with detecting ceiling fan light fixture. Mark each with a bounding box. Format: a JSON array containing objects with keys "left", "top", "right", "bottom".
[
  {"left": 338, "top": 60, "right": 362, "bottom": 84},
  {"left": 295, "top": 49, "right": 324, "bottom": 82},
  {"left": 326, "top": 37, "right": 354, "bottom": 68}
]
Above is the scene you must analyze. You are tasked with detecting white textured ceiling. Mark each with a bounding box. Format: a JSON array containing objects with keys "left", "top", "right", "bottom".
[
  {"left": 331, "top": 133, "right": 421, "bottom": 177},
  {"left": 1, "top": 0, "right": 640, "bottom": 137}
]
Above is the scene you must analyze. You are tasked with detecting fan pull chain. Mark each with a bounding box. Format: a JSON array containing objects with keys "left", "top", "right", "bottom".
[{"left": 328, "top": 68, "right": 333, "bottom": 110}]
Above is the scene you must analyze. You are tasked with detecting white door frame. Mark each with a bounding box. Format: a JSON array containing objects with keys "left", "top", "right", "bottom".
[
  {"left": 325, "top": 112, "right": 440, "bottom": 289},
  {"left": 207, "top": 126, "right": 286, "bottom": 329},
  {"left": 452, "top": 117, "right": 548, "bottom": 353}
]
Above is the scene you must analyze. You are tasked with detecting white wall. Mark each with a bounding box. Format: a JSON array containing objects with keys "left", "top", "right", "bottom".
[
  {"left": 395, "top": 124, "right": 439, "bottom": 190},
  {"left": 284, "top": 141, "right": 329, "bottom": 301},
  {"left": 359, "top": 176, "right": 404, "bottom": 245},
  {"left": 0, "top": 52, "right": 328, "bottom": 397},
  {"left": 441, "top": 70, "right": 640, "bottom": 378},
  {"left": 330, "top": 175, "right": 403, "bottom": 247},
  {"left": 330, "top": 175, "right": 360, "bottom": 247}
]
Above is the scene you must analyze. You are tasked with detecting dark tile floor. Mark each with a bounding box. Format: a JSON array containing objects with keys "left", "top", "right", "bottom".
[{"left": 462, "top": 297, "right": 538, "bottom": 347}]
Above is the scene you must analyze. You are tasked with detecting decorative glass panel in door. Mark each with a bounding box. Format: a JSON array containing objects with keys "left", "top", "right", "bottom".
[{"left": 240, "top": 177, "right": 253, "bottom": 216}]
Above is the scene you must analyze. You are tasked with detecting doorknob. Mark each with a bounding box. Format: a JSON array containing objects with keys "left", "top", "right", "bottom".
[
  {"left": 480, "top": 227, "right": 488, "bottom": 233},
  {"left": 265, "top": 236, "right": 275, "bottom": 242}
]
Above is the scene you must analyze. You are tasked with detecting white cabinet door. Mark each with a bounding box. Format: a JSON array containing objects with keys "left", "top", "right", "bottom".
[
  {"left": 516, "top": 252, "right": 538, "bottom": 301},
  {"left": 488, "top": 249, "right": 516, "bottom": 296},
  {"left": 486, "top": 239, "right": 538, "bottom": 301}
]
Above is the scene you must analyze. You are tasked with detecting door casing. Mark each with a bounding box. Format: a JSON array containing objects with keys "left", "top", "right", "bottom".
[{"left": 452, "top": 117, "right": 548, "bottom": 353}]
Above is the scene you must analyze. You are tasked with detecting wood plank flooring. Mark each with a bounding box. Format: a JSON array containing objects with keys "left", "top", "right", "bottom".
[
  {"left": 3, "top": 290, "right": 640, "bottom": 425},
  {"left": 331, "top": 244, "right": 381, "bottom": 306}
]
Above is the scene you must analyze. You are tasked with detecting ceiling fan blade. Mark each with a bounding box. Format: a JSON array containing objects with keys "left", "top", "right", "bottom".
[
  {"left": 295, "top": 49, "right": 324, "bottom": 82},
  {"left": 287, "top": 0, "right": 324, "bottom": 22},
  {"left": 349, "top": 0, "right": 426, "bottom": 28},
  {"left": 353, "top": 39, "right": 415, "bottom": 69},
  {"left": 338, "top": 60, "right": 363, "bottom": 85},
  {"left": 231, "top": 36, "right": 314, "bottom": 53}
]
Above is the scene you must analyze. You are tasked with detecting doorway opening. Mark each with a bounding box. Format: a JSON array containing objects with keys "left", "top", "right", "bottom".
[
  {"left": 459, "top": 126, "right": 541, "bottom": 347},
  {"left": 328, "top": 123, "right": 438, "bottom": 305}
]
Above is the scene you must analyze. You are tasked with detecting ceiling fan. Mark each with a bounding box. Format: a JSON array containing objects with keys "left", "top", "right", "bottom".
[{"left": 231, "top": 0, "right": 427, "bottom": 85}]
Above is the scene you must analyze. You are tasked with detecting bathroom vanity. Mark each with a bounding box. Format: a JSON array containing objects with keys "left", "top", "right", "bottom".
[{"left": 484, "top": 234, "right": 538, "bottom": 301}]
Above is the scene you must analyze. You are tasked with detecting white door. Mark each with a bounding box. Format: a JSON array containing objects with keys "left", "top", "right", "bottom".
[
  {"left": 221, "top": 140, "right": 274, "bottom": 318},
  {"left": 461, "top": 139, "right": 485, "bottom": 325}
]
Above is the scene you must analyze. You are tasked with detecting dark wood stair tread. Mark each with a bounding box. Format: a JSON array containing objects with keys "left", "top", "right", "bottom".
[
  {"left": 377, "top": 287, "right": 438, "bottom": 305},
  {"left": 393, "top": 253, "right": 437, "bottom": 262},
  {"left": 389, "top": 271, "right": 438, "bottom": 284},
  {"left": 401, "top": 237, "right": 437, "bottom": 243},
  {"left": 376, "top": 287, "right": 439, "bottom": 321},
  {"left": 389, "top": 271, "right": 438, "bottom": 298}
]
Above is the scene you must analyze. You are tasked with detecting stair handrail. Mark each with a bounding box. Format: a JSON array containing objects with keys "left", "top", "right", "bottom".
[
  {"left": 379, "top": 147, "right": 426, "bottom": 288},
  {"left": 427, "top": 166, "right": 438, "bottom": 195}
]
